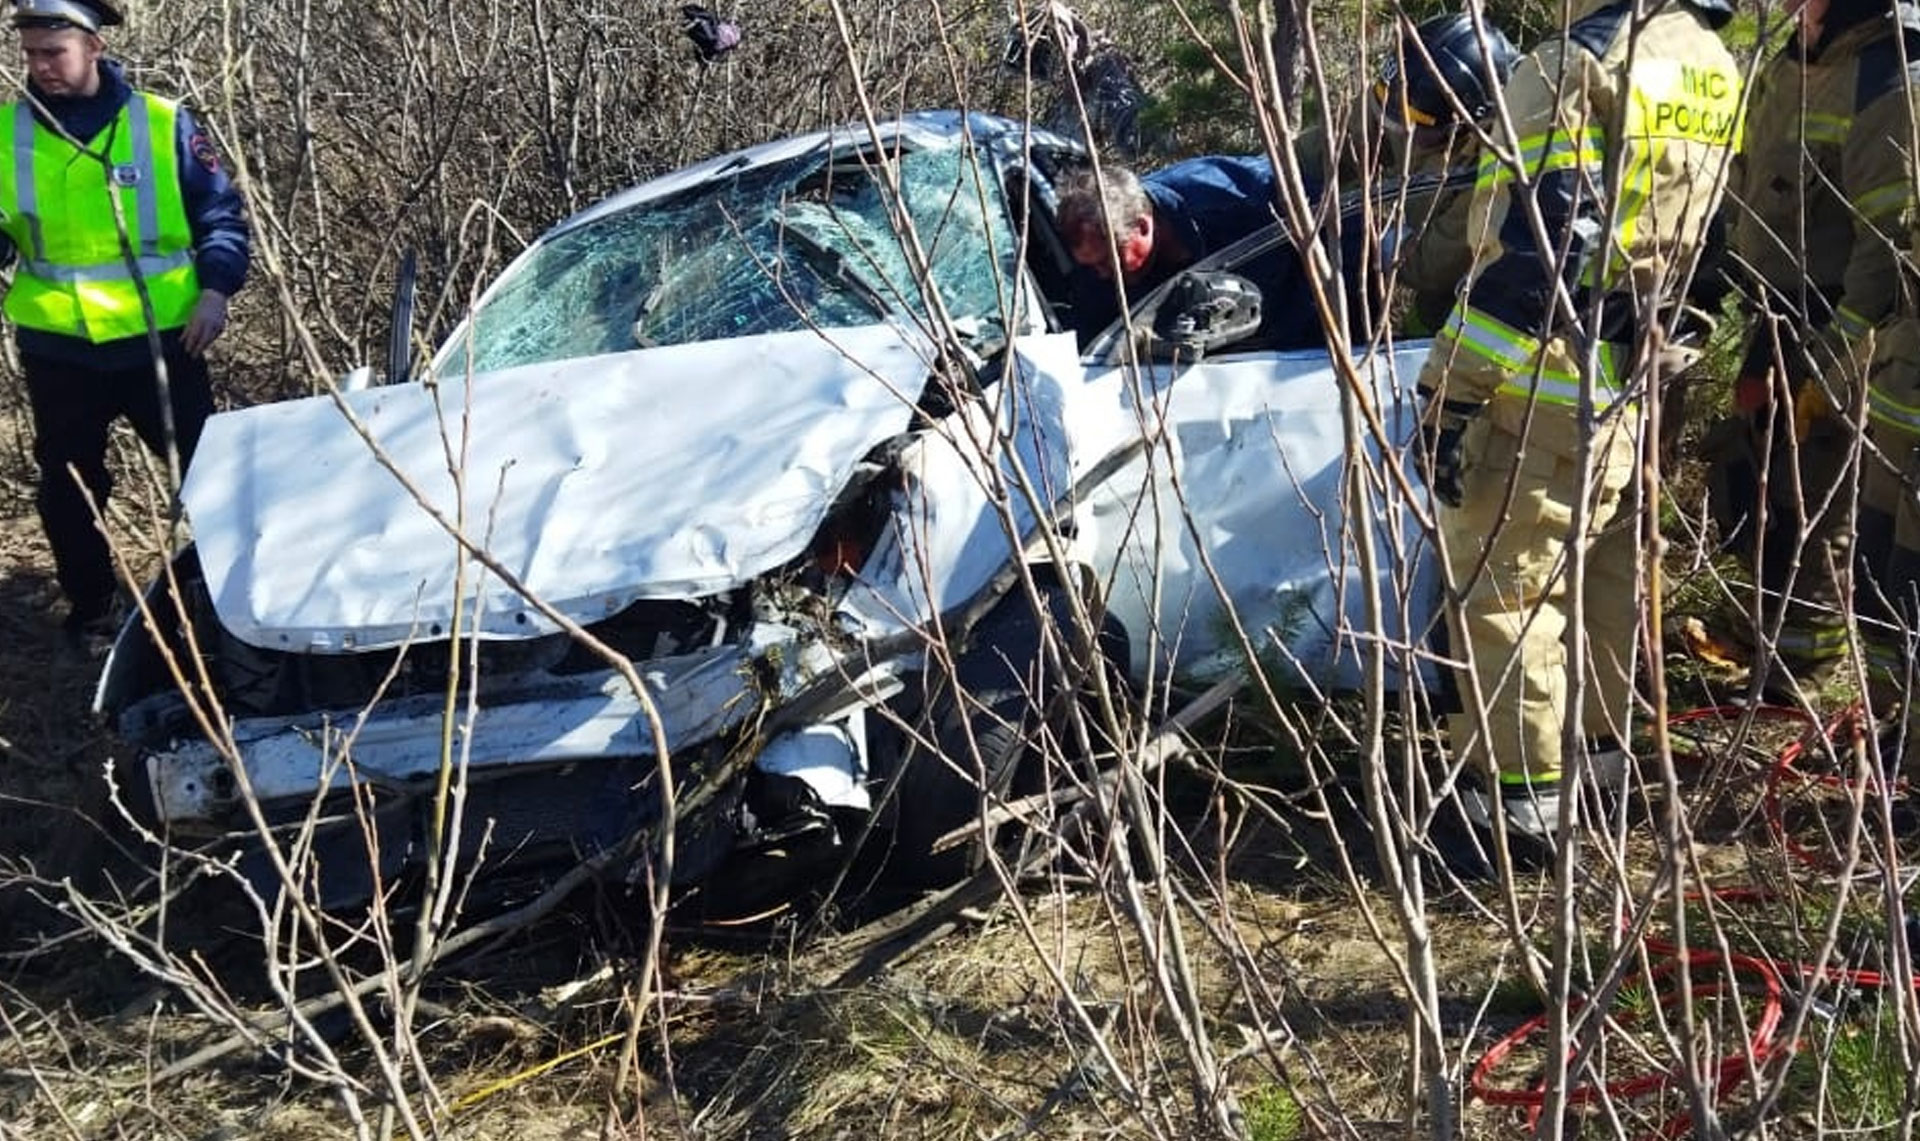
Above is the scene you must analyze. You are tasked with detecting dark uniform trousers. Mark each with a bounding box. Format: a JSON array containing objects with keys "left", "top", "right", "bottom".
[
  {"left": 23, "top": 342, "right": 212, "bottom": 610},
  {"left": 1745, "top": 326, "right": 1857, "bottom": 671}
]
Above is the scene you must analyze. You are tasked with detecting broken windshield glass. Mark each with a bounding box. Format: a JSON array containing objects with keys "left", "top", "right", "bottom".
[{"left": 445, "top": 138, "right": 1022, "bottom": 375}]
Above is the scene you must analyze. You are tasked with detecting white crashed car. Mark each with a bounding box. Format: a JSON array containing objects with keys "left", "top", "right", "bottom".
[{"left": 96, "top": 111, "right": 1437, "bottom": 909}]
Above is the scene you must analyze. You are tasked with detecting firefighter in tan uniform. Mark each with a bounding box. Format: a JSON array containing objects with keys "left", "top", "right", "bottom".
[
  {"left": 1725, "top": 0, "right": 1920, "bottom": 692},
  {"left": 1414, "top": 0, "right": 1739, "bottom": 854},
  {"left": 1842, "top": 2, "right": 1920, "bottom": 769}
]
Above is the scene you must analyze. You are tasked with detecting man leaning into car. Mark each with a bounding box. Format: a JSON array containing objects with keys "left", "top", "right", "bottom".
[
  {"left": 1055, "top": 15, "right": 1519, "bottom": 351},
  {"left": 1054, "top": 155, "right": 1278, "bottom": 345},
  {"left": 1413, "top": 0, "right": 1739, "bottom": 864},
  {"left": 2, "top": 0, "right": 250, "bottom": 649}
]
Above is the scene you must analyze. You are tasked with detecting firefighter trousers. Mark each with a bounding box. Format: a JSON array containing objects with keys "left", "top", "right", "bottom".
[
  {"left": 1440, "top": 412, "right": 1639, "bottom": 783},
  {"left": 1860, "top": 316, "right": 1920, "bottom": 734},
  {"left": 1756, "top": 408, "right": 1855, "bottom": 669}
]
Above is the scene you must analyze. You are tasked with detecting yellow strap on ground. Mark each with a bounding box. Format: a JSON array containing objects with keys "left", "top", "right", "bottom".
[{"left": 450, "top": 1029, "right": 625, "bottom": 1114}]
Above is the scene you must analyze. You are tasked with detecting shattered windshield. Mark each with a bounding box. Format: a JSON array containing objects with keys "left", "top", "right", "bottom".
[{"left": 446, "top": 138, "right": 1023, "bottom": 373}]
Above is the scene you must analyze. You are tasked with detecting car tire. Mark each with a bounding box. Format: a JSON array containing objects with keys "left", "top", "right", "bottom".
[
  {"left": 891, "top": 680, "right": 1034, "bottom": 888},
  {"left": 888, "top": 582, "right": 1125, "bottom": 889}
]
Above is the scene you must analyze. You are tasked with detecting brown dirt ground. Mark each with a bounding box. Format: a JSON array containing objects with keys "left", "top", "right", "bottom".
[
  {"left": 0, "top": 421, "right": 111, "bottom": 878},
  {"left": 0, "top": 403, "right": 172, "bottom": 888}
]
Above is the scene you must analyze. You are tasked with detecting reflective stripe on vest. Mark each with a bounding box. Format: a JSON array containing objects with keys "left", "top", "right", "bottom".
[
  {"left": 1478, "top": 124, "right": 1608, "bottom": 189},
  {"left": 1442, "top": 305, "right": 1538, "bottom": 373},
  {"left": 1854, "top": 178, "right": 1915, "bottom": 223},
  {"left": 1493, "top": 342, "right": 1627, "bottom": 409},
  {"left": 1864, "top": 637, "right": 1905, "bottom": 686},
  {"left": 0, "top": 92, "right": 199, "bottom": 341},
  {"left": 1776, "top": 622, "right": 1850, "bottom": 660},
  {"left": 1835, "top": 303, "right": 1875, "bottom": 341},
  {"left": 1803, "top": 111, "right": 1850, "bottom": 146}
]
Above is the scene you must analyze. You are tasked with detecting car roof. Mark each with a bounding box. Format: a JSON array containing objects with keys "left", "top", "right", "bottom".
[{"left": 552, "top": 111, "right": 1085, "bottom": 239}]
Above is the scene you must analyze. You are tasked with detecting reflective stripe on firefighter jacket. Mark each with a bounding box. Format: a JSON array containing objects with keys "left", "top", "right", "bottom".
[
  {"left": 0, "top": 91, "right": 200, "bottom": 342},
  {"left": 1731, "top": 4, "right": 1920, "bottom": 369},
  {"left": 1417, "top": 0, "right": 1739, "bottom": 456}
]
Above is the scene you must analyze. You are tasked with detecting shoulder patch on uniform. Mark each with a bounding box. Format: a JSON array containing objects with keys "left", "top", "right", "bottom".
[
  {"left": 189, "top": 131, "right": 222, "bottom": 174},
  {"left": 1567, "top": 0, "right": 1631, "bottom": 59}
]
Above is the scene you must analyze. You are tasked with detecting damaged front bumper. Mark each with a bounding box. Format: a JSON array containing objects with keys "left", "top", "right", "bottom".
[{"left": 134, "top": 621, "right": 899, "bottom": 833}]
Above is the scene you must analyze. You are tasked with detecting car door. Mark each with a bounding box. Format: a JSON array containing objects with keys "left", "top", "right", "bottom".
[{"left": 1069, "top": 183, "right": 1448, "bottom": 691}]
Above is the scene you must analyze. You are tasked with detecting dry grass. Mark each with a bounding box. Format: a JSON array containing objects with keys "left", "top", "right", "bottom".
[{"left": 3, "top": 1, "right": 1920, "bottom": 1139}]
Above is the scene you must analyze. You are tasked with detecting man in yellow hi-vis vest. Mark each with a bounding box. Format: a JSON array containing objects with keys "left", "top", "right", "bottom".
[
  {"left": 2, "top": 0, "right": 249, "bottom": 646},
  {"left": 1413, "top": 0, "right": 1739, "bottom": 864}
]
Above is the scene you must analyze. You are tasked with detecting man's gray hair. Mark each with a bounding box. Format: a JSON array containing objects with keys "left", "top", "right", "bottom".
[{"left": 1055, "top": 164, "right": 1151, "bottom": 238}]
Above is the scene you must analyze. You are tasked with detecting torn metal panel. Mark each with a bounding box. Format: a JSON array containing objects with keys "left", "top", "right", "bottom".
[
  {"left": 842, "top": 331, "right": 1437, "bottom": 687},
  {"left": 754, "top": 712, "right": 872, "bottom": 811},
  {"left": 839, "top": 331, "right": 1126, "bottom": 634},
  {"left": 1083, "top": 342, "right": 1438, "bottom": 687}
]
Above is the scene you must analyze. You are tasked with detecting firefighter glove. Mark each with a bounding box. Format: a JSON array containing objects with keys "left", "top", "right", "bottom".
[
  {"left": 1416, "top": 392, "right": 1481, "bottom": 509},
  {"left": 1793, "top": 380, "right": 1831, "bottom": 443}
]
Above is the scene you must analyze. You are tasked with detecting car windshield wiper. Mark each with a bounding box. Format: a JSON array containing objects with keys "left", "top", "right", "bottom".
[{"left": 777, "top": 207, "right": 895, "bottom": 321}]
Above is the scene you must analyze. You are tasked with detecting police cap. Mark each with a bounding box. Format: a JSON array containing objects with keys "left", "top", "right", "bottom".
[{"left": 12, "top": 0, "right": 123, "bottom": 33}]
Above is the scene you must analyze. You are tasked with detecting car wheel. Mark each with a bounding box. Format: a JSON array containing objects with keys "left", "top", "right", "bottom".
[
  {"left": 891, "top": 681, "right": 1035, "bottom": 888},
  {"left": 888, "top": 582, "right": 1125, "bottom": 888}
]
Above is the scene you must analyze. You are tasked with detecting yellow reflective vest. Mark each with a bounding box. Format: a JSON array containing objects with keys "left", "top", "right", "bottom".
[{"left": 0, "top": 91, "right": 201, "bottom": 342}]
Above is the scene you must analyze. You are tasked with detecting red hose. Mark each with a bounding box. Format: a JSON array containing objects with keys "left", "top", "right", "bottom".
[
  {"left": 1466, "top": 705, "right": 1919, "bottom": 1137},
  {"left": 1760, "top": 703, "right": 1908, "bottom": 875},
  {"left": 1469, "top": 949, "right": 1782, "bottom": 1135}
]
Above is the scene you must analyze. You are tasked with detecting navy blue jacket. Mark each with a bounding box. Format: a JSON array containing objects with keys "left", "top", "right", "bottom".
[
  {"left": 1141, "top": 155, "right": 1281, "bottom": 268},
  {"left": 3, "top": 60, "right": 251, "bottom": 367}
]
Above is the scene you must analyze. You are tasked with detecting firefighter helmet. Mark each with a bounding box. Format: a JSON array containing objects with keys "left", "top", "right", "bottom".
[{"left": 1374, "top": 13, "right": 1518, "bottom": 129}]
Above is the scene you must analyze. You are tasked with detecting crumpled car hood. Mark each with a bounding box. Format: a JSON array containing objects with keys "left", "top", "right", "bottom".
[{"left": 184, "top": 324, "right": 931, "bottom": 651}]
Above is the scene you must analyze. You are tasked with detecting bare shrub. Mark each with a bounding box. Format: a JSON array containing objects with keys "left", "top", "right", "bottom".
[{"left": 6, "top": 1, "right": 1920, "bottom": 1139}]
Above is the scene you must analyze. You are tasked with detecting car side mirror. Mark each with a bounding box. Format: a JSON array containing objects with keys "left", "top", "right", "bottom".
[{"left": 1147, "top": 270, "right": 1263, "bottom": 359}]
